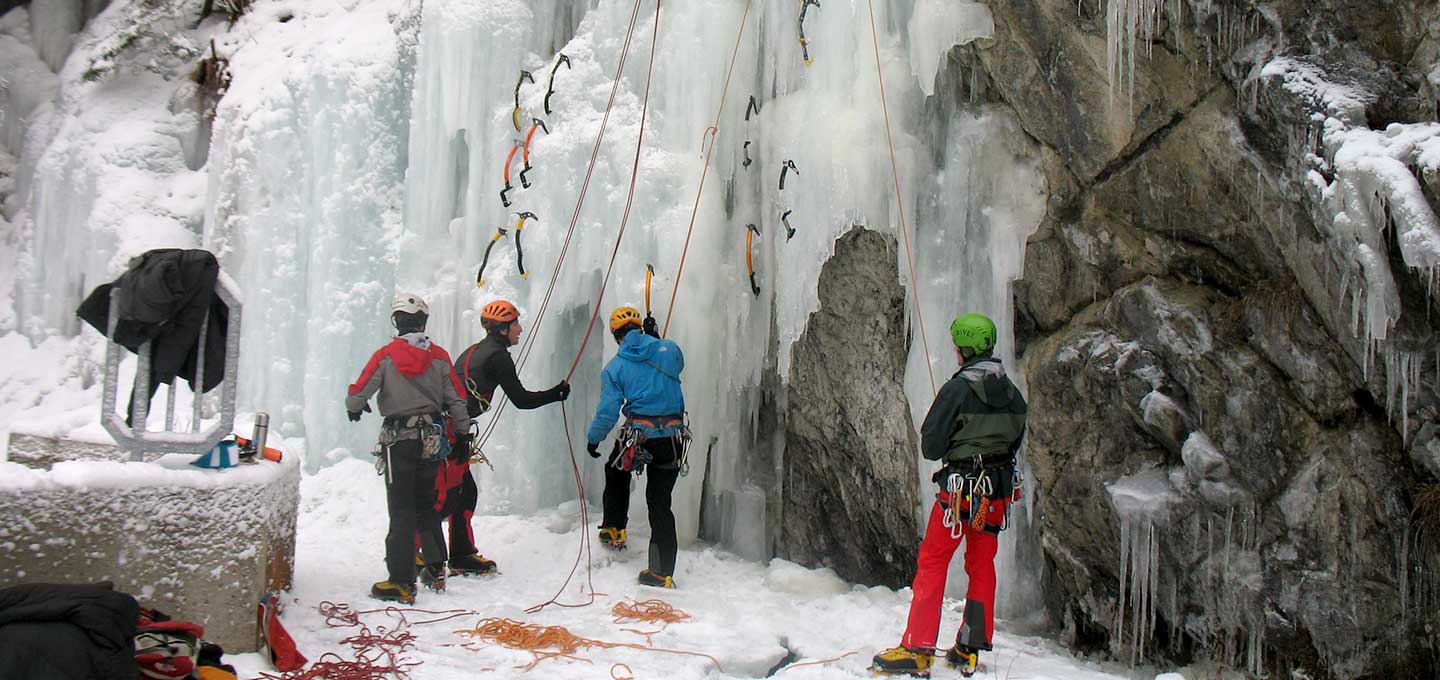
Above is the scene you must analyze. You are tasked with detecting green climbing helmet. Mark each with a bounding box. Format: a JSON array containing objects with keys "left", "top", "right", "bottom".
[{"left": 949, "top": 313, "right": 997, "bottom": 355}]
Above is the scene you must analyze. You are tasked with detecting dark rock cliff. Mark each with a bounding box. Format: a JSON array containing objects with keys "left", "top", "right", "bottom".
[{"left": 952, "top": 0, "right": 1440, "bottom": 677}]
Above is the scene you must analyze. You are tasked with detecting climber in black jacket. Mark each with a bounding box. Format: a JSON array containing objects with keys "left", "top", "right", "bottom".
[{"left": 441, "top": 299, "right": 569, "bottom": 575}]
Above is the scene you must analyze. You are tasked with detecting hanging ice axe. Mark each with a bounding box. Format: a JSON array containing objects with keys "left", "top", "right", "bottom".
[
  {"left": 476, "top": 225, "right": 509, "bottom": 287},
  {"left": 779, "top": 159, "right": 799, "bottom": 191},
  {"left": 745, "top": 95, "right": 760, "bottom": 121},
  {"left": 500, "top": 139, "right": 522, "bottom": 207},
  {"left": 513, "top": 211, "right": 536, "bottom": 280},
  {"left": 520, "top": 118, "right": 549, "bottom": 188},
  {"left": 544, "top": 53, "right": 571, "bottom": 115},
  {"left": 743, "top": 140, "right": 753, "bottom": 169},
  {"left": 782, "top": 209, "right": 796, "bottom": 241},
  {"left": 745, "top": 223, "right": 761, "bottom": 297},
  {"left": 644, "top": 264, "right": 655, "bottom": 316},
  {"left": 798, "top": 0, "right": 820, "bottom": 66},
  {"left": 512, "top": 69, "right": 535, "bottom": 132}
]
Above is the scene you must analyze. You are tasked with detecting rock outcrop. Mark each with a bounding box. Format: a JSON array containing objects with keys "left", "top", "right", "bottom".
[
  {"left": 780, "top": 226, "right": 920, "bottom": 588},
  {"left": 955, "top": 0, "right": 1440, "bottom": 676}
]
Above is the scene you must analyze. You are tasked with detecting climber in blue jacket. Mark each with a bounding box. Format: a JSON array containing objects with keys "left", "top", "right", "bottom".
[{"left": 586, "top": 306, "right": 688, "bottom": 589}]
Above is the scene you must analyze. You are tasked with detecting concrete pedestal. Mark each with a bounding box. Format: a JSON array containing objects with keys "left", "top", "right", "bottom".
[{"left": 0, "top": 433, "right": 299, "bottom": 652}]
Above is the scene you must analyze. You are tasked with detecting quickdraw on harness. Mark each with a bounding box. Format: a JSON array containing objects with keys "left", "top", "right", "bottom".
[
  {"left": 778, "top": 159, "right": 798, "bottom": 191},
  {"left": 742, "top": 140, "right": 752, "bottom": 169},
  {"left": 520, "top": 118, "right": 550, "bottom": 188},
  {"left": 937, "top": 460, "right": 1022, "bottom": 539},
  {"left": 500, "top": 139, "right": 522, "bottom": 207},
  {"left": 798, "top": 0, "right": 820, "bottom": 66},
  {"left": 512, "top": 69, "right": 535, "bottom": 132},
  {"left": 939, "top": 468, "right": 992, "bottom": 539},
  {"left": 610, "top": 415, "right": 692, "bottom": 476},
  {"left": 745, "top": 223, "right": 760, "bottom": 297},
  {"left": 544, "top": 53, "right": 571, "bottom": 115},
  {"left": 475, "top": 212, "right": 536, "bottom": 286},
  {"left": 781, "top": 209, "right": 796, "bottom": 240},
  {"left": 372, "top": 413, "right": 449, "bottom": 481}
]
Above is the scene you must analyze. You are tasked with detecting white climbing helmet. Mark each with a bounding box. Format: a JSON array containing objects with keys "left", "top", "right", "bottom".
[{"left": 391, "top": 293, "right": 429, "bottom": 316}]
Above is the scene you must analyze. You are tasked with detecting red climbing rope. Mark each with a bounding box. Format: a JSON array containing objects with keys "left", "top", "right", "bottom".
[{"left": 525, "top": 0, "right": 663, "bottom": 616}]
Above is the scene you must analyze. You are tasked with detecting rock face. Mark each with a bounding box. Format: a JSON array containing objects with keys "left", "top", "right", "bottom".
[
  {"left": 781, "top": 226, "right": 920, "bottom": 588},
  {"left": 954, "top": 0, "right": 1440, "bottom": 677}
]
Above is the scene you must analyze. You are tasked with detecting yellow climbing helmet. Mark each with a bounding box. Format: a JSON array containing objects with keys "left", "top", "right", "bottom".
[{"left": 609, "top": 306, "right": 643, "bottom": 333}]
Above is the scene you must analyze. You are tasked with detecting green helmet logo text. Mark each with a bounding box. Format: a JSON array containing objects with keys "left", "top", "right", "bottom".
[{"left": 949, "top": 313, "right": 997, "bottom": 354}]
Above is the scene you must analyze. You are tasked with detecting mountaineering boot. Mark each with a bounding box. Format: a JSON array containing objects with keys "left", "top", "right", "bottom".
[
  {"left": 869, "top": 646, "right": 934, "bottom": 678},
  {"left": 370, "top": 581, "right": 416, "bottom": 605},
  {"left": 449, "top": 553, "right": 497, "bottom": 576},
  {"left": 599, "top": 527, "right": 627, "bottom": 551},
  {"left": 419, "top": 563, "right": 447, "bottom": 592},
  {"left": 946, "top": 644, "right": 979, "bottom": 677},
  {"left": 637, "top": 569, "right": 675, "bottom": 589}
]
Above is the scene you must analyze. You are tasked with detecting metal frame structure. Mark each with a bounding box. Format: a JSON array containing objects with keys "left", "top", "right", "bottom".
[{"left": 101, "top": 271, "right": 243, "bottom": 461}]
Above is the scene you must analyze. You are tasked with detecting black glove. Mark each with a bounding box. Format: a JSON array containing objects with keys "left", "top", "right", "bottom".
[
  {"left": 347, "top": 403, "right": 372, "bottom": 422},
  {"left": 586, "top": 441, "right": 600, "bottom": 458},
  {"left": 551, "top": 381, "right": 571, "bottom": 402},
  {"left": 450, "top": 434, "right": 472, "bottom": 463},
  {"left": 642, "top": 314, "right": 660, "bottom": 338}
]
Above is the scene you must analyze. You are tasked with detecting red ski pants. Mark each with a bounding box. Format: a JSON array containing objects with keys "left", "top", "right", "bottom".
[{"left": 900, "top": 493, "right": 1008, "bottom": 652}]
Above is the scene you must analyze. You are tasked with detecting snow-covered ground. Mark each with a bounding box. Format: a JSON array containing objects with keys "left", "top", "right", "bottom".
[{"left": 222, "top": 458, "right": 1142, "bottom": 680}]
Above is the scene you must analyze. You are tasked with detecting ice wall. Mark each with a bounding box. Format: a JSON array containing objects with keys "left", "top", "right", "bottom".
[{"left": 6, "top": 0, "right": 1046, "bottom": 606}]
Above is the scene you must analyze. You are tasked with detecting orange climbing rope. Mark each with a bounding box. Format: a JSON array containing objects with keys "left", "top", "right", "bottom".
[
  {"left": 453, "top": 617, "right": 725, "bottom": 673},
  {"left": 525, "top": 0, "right": 663, "bottom": 616},
  {"left": 865, "top": 0, "right": 937, "bottom": 397},
  {"left": 611, "top": 598, "right": 692, "bottom": 626},
  {"left": 660, "top": 0, "right": 753, "bottom": 338},
  {"left": 775, "top": 651, "right": 859, "bottom": 674}
]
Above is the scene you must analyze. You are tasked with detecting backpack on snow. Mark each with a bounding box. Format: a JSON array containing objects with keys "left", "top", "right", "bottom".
[{"left": 134, "top": 619, "right": 205, "bottom": 680}]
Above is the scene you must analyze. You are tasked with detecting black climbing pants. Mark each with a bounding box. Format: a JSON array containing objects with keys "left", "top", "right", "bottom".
[
  {"left": 383, "top": 438, "right": 446, "bottom": 584},
  {"left": 601, "top": 436, "right": 681, "bottom": 576}
]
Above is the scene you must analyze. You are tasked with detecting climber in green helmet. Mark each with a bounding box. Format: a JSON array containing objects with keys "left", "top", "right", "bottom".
[{"left": 872, "top": 313, "right": 1028, "bottom": 678}]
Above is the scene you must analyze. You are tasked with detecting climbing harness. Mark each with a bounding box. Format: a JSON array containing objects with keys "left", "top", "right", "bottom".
[
  {"left": 745, "top": 223, "right": 761, "bottom": 297},
  {"left": 371, "top": 414, "right": 448, "bottom": 482},
  {"left": 659, "top": 0, "right": 754, "bottom": 338},
  {"left": 512, "top": 69, "right": 535, "bottom": 132},
  {"left": 520, "top": 118, "right": 549, "bottom": 188},
  {"left": 475, "top": 225, "right": 509, "bottom": 287},
  {"left": 937, "top": 460, "right": 1018, "bottom": 538},
  {"left": 778, "top": 159, "right": 798, "bottom": 191},
  {"left": 782, "top": 209, "right": 796, "bottom": 240},
  {"left": 798, "top": 0, "right": 820, "bottom": 66},
  {"left": 745, "top": 94, "right": 760, "bottom": 121},
  {"left": 742, "top": 140, "right": 752, "bottom": 168},
  {"left": 513, "top": 211, "right": 536, "bottom": 280},
  {"left": 610, "top": 416, "right": 691, "bottom": 476},
  {"left": 500, "top": 139, "right": 522, "bottom": 207},
  {"left": 544, "top": 53, "right": 571, "bottom": 115}
]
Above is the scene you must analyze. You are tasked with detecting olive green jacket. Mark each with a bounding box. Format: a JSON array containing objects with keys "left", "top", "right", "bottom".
[{"left": 920, "top": 356, "right": 1027, "bottom": 463}]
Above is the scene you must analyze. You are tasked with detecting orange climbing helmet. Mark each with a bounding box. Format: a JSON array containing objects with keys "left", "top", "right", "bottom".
[
  {"left": 609, "top": 306, "right": 643, "bottom": 333},
  {"left": 481, "top": 300, "right": 519, "bottom": 330}
]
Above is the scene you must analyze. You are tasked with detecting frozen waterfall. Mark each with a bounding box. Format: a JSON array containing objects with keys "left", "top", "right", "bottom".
[{"left": 2, "top": 0, "right": 1046, "bottom": 614}]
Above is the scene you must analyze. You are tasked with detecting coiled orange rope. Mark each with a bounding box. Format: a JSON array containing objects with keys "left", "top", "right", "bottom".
[
  {"left": 610, "top": 598, "right": 691, "bottom": 626},
  {"left": 453, "top": 617, "right": 725, "bottom": 673}
]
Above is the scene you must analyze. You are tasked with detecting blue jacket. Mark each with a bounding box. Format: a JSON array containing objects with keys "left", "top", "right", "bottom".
[{"left": 586, "top": 331, "right": 686, "bottom": 444}]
